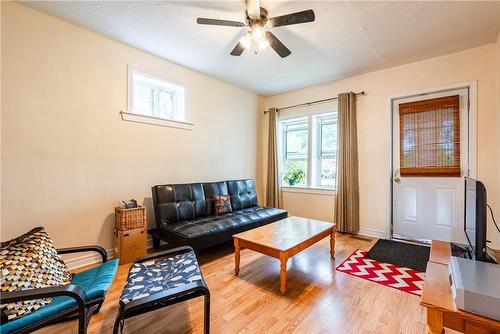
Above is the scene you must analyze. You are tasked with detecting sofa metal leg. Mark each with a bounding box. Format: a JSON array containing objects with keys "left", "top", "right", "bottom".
[
  {"left": 204, "top": 293, "right": 211, "bottom": 334},
  {"left": 148, "top": 228, "right": 161, "bottom": 249}
]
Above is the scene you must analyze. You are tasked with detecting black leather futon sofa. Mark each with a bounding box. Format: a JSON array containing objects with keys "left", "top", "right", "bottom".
[{"left": 151, "top": 179, "right": 287, "bottom": 250}]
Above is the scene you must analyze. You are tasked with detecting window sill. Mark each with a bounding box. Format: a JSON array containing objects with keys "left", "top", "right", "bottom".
[
  {"left": 281, "top": 186, "right": 336, "bottom": 196},
  {"left": 120, "top": 111, "right": 193, "bottom": 130}
]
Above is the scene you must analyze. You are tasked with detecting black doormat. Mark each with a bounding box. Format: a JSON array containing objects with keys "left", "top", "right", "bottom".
[{"left": 365, "top": 239, "right": 430, "bottom": 272}]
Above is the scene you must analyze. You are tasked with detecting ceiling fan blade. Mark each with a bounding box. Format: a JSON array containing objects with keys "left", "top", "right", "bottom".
[
  {"left": 196, "top": 18, "right": 245, "bottom": 27},
  {"left": 246, "top": 0, "right": 260, "bottom": 19},
  {"left": 265, "top": 31, "right": 291, "bottom": 58},
  {"left": 230, "top": 42, "right": 245, "bottom": 56},
  {"left": 269, "top": 9, "right": 315, "bottom": 27}
]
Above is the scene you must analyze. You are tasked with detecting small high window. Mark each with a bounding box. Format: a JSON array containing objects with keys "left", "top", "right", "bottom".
[
  {"left": 130, "top": 70, "right": 186, "bottom": 121},
  {"left": 123, "top": 68, "right": 191, "bottom": 129}
]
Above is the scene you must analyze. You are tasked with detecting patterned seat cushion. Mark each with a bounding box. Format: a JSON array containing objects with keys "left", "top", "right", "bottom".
[
  {"left": 0, "top": 227, "right": 72, "bottom": 322},
  {"left": 120, "top": 251, "right": 203, "bottom": 305}
]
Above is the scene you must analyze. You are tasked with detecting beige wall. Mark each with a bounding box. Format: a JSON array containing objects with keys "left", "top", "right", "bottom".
[
  {"left": 1, "top": 3, "right": 259, "bottom": 255},
  {"left": 497, "top": 33, "right": 500, "bottom": 247},
  {"left": 259, "top": 44, "right": 500, "bottom": 247},
  {"left": 0, "top": 1, "right": 3, "bottom": 231},
  {"left": 282, "top": 191, "right": 335, "bottom": 223}
]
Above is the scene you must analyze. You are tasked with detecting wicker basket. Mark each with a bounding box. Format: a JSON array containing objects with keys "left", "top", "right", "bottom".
[{"left": 115, "top": 206, "right": 146, "bottom": 231}]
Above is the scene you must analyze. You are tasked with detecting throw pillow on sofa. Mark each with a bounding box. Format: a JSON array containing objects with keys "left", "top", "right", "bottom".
[
  {"left": 0, "top": 227, "right": 72, "bottom": 322},
  {"left": 214, "top": 195, "right": 232, "bottom": 215}
]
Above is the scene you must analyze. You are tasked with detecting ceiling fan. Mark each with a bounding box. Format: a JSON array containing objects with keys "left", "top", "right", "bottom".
[{"left": 196, "top": 0, "right": 315, "bottom": 58}]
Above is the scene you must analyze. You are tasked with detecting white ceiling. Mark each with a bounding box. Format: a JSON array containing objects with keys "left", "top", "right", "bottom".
[{"left": 20, "top": 1, "right": 500, "bottom": 95}]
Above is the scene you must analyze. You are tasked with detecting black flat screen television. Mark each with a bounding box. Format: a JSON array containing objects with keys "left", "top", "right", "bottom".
[{"left": 464, "top": 177, "right": 488, "bottom": 261}]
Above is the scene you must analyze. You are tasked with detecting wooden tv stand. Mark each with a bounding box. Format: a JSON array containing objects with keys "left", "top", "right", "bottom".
[{"left": 420, "top": 240, "right": 500, "bottom": 334}]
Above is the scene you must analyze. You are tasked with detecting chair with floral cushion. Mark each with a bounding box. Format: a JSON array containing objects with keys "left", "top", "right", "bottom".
[{"left": 0, "top": 227, "right": 118, "bottom": 334}]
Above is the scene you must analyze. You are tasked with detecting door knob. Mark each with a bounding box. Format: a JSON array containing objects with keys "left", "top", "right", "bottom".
[{"left": 394, "top": 169, "right": 401, "bottom": 183}]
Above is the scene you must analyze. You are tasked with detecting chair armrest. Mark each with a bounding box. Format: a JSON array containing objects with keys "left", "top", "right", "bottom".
[
  {"left": 57, "top": 245, "right": 108, "bottom": 263},
  {"left": 135, "top": 246, "right": 194, "bottom": 263},
  {"left": 1, "top": 285, "right": 88, "bottom": 310}
]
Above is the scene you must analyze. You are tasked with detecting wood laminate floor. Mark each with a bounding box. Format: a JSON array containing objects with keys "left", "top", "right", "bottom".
[{"left": 36, "top": 233, "right": 434, "bottom": 334}]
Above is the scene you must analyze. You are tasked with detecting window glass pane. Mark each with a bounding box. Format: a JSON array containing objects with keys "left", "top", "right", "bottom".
[
  {"left": 399, "top": 95, "right": 460, "bottom": 176},
  {"left": 320, "top": 158, "right": 336, "bottom": 187},
  {"left": 285, "top": 124, "right": 308, "bottom": 159},
  {"left": 402, "top": 109, "right": 456, "bottom": 166},
  {"left": 133, "top": 83, "right": 154, "bottom": 115},
  {"left": 286, "top": 122, "right": 307, "bottom": 131},
  {"left": 321, "top": 123, "right": 337, "bottom": 155},
  {"left": 158, "top": 89, "right": 174, "bottom": 119},
  {"left": 130, "top": 71, "right": 186, "bottom": 121},
  {"left": 283, "top": 160, "right": 307, "bottom": 186}
]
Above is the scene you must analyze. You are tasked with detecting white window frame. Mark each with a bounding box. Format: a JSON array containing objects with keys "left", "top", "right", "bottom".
[
  {"left": 316, "top": 114, "right": 337, "bottom": 188},
  {"left": 121, "top": 66, "right": 192, "bottom": 130},
  {"left": 278, "top": 107, "right": 338, "bottom": 194},
  {"left": 281, "top": 117, "right": 309, "bottom": 187}
]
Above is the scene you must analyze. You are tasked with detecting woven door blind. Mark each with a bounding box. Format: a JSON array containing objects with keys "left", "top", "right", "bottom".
[{"left": 399, "top": 95, "right": 460, "bottom": 177}]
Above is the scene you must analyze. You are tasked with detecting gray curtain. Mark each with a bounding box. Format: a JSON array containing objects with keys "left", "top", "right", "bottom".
[
  {"left": 335, "top": 92, "right": 359, "bottom": 233},
  {"left": 266, "top": 108, "right": 281, "bottom": 208}
]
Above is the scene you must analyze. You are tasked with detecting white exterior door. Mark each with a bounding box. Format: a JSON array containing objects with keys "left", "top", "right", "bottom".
[{"left": 392, "top": 88, "right": 470, "bottom": 243}]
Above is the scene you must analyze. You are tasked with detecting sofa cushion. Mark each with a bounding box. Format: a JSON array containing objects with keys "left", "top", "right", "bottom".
[
  {"left": 1, "top": 259, "right": 118, "bottom": 334},
  {"left": 165, "top": 206, "right": 286, "bottom": 240},
  {"left": 227, "top": 180, "right": 258, "bottom": 210},
  {"left": 202, "top": 182, "right": 229, "bottom": 216},
  {"left": 0, "top": 227, "right": 72, "bottom": 322},
  {"left": 152, "top": 183, "right": 206, "bottom": 224}
]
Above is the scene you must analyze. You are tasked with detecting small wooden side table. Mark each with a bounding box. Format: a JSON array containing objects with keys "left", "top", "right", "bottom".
[{"left": 420, "top": 240, "right": 500, "bottom": 334}]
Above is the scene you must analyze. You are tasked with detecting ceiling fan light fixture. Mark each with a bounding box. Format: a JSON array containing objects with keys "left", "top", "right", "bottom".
[
  {"left": 258, "top": 38, "right": 269, "bottom": 50},
  {"left": 197, "top": 1, "right": 315, "bottom": 58},
  {"left": 251, "top": 26, "right": 264, "bottom": 40},
  {"left": 239, "top": 33, "right": 252, "bottom": 49}
]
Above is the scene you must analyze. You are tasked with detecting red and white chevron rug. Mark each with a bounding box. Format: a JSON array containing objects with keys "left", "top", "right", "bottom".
[{"left": 335, "top": 249, "right": 425, "bottom": 296}]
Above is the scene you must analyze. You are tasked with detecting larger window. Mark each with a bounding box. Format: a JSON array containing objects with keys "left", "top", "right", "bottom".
[{"left": 279, "top": 111, "right": 338, "bottom": 189}]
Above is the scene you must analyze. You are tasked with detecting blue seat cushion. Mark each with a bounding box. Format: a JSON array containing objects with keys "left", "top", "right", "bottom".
[{"left": 1, "top": 259, "right": 118, "bottom": 334}]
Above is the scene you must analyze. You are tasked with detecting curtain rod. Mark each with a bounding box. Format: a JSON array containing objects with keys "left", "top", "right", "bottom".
[{"left": 264, "top": 91, "right": 366, "bottom": 114}]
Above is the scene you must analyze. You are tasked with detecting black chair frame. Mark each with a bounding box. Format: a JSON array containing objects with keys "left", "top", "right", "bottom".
[
  {"left": 0, "top": 246, "right": 108, "bottom": 334},
  {"left": 113, "top": 246, "right": 210, "bottom": 334}
]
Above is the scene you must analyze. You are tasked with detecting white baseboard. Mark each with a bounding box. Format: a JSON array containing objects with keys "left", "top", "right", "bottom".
[
  {"left": 64, "top": 236, "right": 168, "bottom": 271},
  {"left": 358, "top": 228, "right": 388, "bottom": 240},
  {"left": 63, "top": 248, "right": 114, "bottom": 271}
]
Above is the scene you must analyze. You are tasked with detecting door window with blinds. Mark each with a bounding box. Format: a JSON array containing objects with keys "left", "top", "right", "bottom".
[{"left": 399, "top": 95, "right": 461, "bottom": 177}]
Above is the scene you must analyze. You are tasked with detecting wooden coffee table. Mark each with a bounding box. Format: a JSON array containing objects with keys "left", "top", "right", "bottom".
[{"left": 233, "top": 216, "right": 336, "bottom": 295}]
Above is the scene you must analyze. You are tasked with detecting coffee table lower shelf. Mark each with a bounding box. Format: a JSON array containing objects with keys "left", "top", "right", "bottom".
[{"left": 233, "top": 216, "right": 336, "bottom": 295}]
